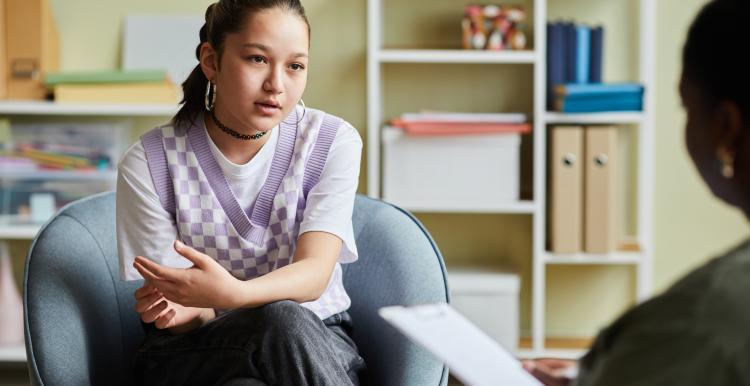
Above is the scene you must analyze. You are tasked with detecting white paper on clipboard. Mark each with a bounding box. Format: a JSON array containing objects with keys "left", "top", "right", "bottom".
[{"left": 379, "top": 303, "right": 543, "bottom": 386}]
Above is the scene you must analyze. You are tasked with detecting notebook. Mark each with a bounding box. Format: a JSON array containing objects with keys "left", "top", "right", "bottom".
[{"left": 379, "top": 303, "right": 543, "bottom": 386}]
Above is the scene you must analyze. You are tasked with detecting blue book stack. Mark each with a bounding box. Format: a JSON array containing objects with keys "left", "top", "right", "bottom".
[
  {"left": 546, "top": 21, "right": 642, "bottom": 113},
  {"left": 553, "top": 83, "right": 644, "bottom": 113}
]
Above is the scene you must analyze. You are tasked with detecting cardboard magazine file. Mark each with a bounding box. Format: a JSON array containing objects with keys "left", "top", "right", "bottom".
[
  {"left": 1, "top": 0, "right": 7, "bottom": 98},
  {"left": 3, "top": 0, "right": 59, "bottom": 100}
]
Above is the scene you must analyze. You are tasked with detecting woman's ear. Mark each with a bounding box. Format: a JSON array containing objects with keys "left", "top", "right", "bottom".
[
  {"left": 199, "top": 42, "right": 219, "bottom": 82},
  {"left": 713, "top": 100, "right": 744, "bottom": 157}
]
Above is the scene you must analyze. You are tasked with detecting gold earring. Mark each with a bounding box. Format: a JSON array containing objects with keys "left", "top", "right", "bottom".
[
  {"left": 717, "top": 148, "right": 735, "bottom": 179},
  {"left": 204, "top": 81, "right": 216, "bottom": 111}
]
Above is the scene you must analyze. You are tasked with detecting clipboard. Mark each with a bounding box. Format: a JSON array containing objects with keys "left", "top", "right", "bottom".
[{"left": 379, "top": 303, "right": 543, "bottom": 386}]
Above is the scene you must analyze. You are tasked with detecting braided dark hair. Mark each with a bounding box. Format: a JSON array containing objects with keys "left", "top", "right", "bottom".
[
  {"left": 172, "top": 0, "right": 310, "bottom": 128},
  {"left": 683, "top": 0, "right": 749, "bottom": 118}
]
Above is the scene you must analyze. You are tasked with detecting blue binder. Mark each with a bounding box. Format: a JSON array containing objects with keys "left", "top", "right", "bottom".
[
  {"left": 575, "top": 26, "right": 590, "bottom": 84},
  {"left": 589, "top": 26, "right": 604, "bottom": 83},
  {"left": 547, "top": 22, "right": 566, "bottom": 110}
]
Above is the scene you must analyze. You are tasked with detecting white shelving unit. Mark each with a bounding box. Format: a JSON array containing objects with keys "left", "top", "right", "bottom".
[
  {"left": 367, "top": 0, "right": 655, "bottom": 358},
  {"left": 0, "top": 101, "right": 176, "bottom": 364},
  {"left": 0, "top": 100, "right": 175, "bottom": 241}
]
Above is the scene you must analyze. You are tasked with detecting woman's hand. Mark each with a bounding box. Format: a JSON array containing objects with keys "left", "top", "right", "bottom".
[
  {"left": 133, "top": 240, "right": 242, "bottom": 310},
  {"left": 522, "top": 358, "right": 578, "bottom": 386},
  {"left": 134, "top": 283, "right": 213, "bottom": 334}
]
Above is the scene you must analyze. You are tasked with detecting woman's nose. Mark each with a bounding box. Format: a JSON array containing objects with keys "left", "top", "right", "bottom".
[{"left": 263, "top": 67, "right": 284, "bottom": 94}]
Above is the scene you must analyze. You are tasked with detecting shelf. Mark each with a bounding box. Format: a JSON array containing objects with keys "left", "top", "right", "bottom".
[
  {"left": 0, "top": 100, "right": 178, "bottom": 116},
  {"left": 544, "top": 111, "right": 645, "bottom": 125},
  {"left": 515, "top": 348, "right": 587, "bottom": 360},
  {"left": 0, "top": 344, "right": 26, "bottom": 362},
  {"left": 378, "top": 49, "right": 537, "bottom": 64},
  {"left": 0, "top": 216, "right": 42, "bottom": 239},
  {"left": 391, "top": 200, "right": 536, "bottom": 214},
  {"left": 544, "top": 251, "right": 644, "bottom": 265},
  {"left": 517, "top": 336, "right": 591, "bottom": 359},
  {"left": 0, "top": 170, "right": 117, "bottom": 180},
  {"left": 0, "top": 224, "right": 41, "bottom": 239}
]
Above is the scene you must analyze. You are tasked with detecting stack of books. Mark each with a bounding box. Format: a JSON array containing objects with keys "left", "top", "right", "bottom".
[
  {"left": 389, "top": 111, "right": 531, "bottom": 136},
  {"left": 44, "top": 69, "right": 179, "bottom": 104},
  {"left": 552, "top": 83, "right": 644, "bottom": 113},
  {"left": 546, "top": 21, "right": 644, "bottom": 113}
]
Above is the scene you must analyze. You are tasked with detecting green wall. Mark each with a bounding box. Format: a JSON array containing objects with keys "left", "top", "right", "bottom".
[{"left": 27, "top": 0, "right": 747, "bottom": 339}]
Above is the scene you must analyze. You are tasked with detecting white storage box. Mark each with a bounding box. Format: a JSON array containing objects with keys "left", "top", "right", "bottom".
[
  {"left": 448, "top": 268, "right": 520, "bottom": 351},
  {"left": 382, "top": 127, "right": 520, "bottom": 210}
]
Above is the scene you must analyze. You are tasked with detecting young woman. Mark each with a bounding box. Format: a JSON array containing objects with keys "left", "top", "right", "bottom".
[
  {"left": 524, "top": 0, "right": 750, "bottom": 385},
  {"left": 116, "top": 1, "right": 365, "bottom": 384}
]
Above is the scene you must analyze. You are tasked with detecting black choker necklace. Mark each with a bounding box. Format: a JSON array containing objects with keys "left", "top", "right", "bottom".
[{"left": 211, "top": 111, "right": 268, "bottom": 141}]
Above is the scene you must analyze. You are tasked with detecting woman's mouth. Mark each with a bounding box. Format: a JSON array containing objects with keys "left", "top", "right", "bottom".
[{"left": 255, "top": 102, "right": 280, "bottom": 116}]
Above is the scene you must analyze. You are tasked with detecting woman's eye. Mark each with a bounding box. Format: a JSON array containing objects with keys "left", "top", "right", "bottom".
[
  {"left": 248, "top": 56, "right": 266, "bottom": 64},
  {"left": 289, "top": 63, "right": 305, "bottom": 71}
]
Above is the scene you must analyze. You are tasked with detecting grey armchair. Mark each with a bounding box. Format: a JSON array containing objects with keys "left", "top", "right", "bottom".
[{"left": 24, "top": 192, "right": 450, "bottom": 385}]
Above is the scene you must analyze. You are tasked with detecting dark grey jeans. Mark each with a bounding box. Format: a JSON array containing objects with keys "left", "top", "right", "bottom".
[{"left": 133, "top": 300, "right": 366, "bottom": 386}]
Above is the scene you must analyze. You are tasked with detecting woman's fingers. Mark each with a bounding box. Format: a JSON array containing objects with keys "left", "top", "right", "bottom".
[
  {"left": 148, "top": 278, "right": 183, "bottom": 303},
  {"left": 134, "top": 283, "right": 158, "bottom": 300},
  {"left": 135, "top": 293, "right": 164, "bottom": 314},
  {"left": 140, "top": 300, "right": 169, "bottom": 324},
  {"left": 173, "top": 240, "right": 202, "bottom": 266},
  {"left": 524, "top": 361, "right": 571, "bottom": 386},
  {"left": 154, "top": 308, "right": 177, "bottom": 330},
  {"left": 535, "top": 358, "right": 576, "bottom": 370},
  {"left": 134, "top": 256, "right": 182, "bottom": 282},
  {"left": 134, "top": 260, "right": 162, "bottom": 281}
]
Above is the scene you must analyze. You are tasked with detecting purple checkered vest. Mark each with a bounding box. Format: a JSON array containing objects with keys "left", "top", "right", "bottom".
[{"left": 140, "top": 107, "right": 352, "bottom": 319}]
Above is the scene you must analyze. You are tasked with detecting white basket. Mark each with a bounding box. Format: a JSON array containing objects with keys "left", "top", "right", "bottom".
[
  {"left": 448, "top": 268, "right": 520, "bottom": 352},
  {"left": 382, "top": 127, "right": 520, "bottom": 210}
]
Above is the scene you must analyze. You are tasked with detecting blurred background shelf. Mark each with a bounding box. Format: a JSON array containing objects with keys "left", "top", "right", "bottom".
[
  {"left": 0, "top": 100, "right": 178, "bottom": 116},
  {"left": 543, "top": 251, "right": 644, "bottom": 265},
  {"left": 0, "top": 345, "right": 26, "bottom": 363},
  {"left": 395, "top": 200, "right": 536, "bottom": 214},
  {"left": 544, "top": 111, "right": 645, "bottom": 125},
  {"left": 0, "top": 220, "right": 42, "bottom": 239},
  {"left": 0, "top": 170, "right": 116, "bottom": 181},
  {"left": 378, "top": 49, "right": 537, "bottom": 64}
]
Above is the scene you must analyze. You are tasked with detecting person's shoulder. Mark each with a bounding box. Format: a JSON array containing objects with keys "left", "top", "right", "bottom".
[
  {"left": 302, "top": 107, "right": 362, "bottom": 146},
  {"left": 701, "top": 239, "right": 750, "bottom": 306},
  {"left": 118, "top": 139, "right": 147, "bottom": 173},
  {"left": 118, "top": 122, "right": 174, "bottom": 174}
]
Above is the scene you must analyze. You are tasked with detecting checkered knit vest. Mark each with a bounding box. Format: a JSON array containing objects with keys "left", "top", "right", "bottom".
[{"left": 140, "top": 107, "right": 351, "bottom": 320}]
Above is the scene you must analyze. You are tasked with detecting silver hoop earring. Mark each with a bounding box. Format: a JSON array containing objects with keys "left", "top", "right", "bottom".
[
  {"left": 204, "top": 81, "right": 216, "bottom": 111},
  {"left": 295, "top": 98, "right": 306, "bottom": 124}
]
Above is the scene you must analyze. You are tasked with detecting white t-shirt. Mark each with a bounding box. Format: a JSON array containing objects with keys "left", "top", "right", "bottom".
[{"left": 117, "top": 117, "right": 362, "bottom": 281}]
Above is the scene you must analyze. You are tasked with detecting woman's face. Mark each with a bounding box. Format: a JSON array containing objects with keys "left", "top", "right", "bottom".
[{"left": 210, "top": 8, "right": 309, "bottom": 132}]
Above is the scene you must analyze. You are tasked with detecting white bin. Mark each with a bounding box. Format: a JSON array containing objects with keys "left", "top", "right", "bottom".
[
  {"left": 382, "top": 127, "right": 520, "bottom": 210},
  {"left": 448, "top": 268, "right": 520, "bottom": 352}
]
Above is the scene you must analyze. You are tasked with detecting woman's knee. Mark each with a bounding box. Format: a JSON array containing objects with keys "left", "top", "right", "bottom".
[{"left": 257, "top": 301, "right": 326, "bottom": 344}]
